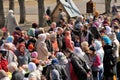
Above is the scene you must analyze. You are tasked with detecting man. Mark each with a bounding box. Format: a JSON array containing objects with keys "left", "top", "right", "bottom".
[
  {"left": 8, "top": 62, "right": 24, "bottom": 80},
  {"left": 63, "top": 48, "right": 92, "bottom": 80},
  {"left": 12, "top": 27, "right": 22, "bottom": 45}
]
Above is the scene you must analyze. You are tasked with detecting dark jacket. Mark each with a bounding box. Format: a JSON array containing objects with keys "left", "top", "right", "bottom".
[
  {"left": 69, "top": 53, "right": 90, "bottom": 80},
  {"left": 11, "top": 70, "right": 24, "bottom": 80},
  {"left": 45, "top": 40, "right": 53, "bottom": 53},
  {"left": 103, "top": 44, "right": 117, "bottom": 76},
  {"left": 46, "top": 64, "right": 68, "bottom": 80}
]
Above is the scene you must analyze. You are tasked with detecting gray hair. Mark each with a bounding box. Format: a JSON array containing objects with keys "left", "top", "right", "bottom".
[{"left": 8, "top": 62, "right": 18, "bottom": 72}]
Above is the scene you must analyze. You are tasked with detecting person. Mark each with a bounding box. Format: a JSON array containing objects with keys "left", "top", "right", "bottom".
[
  {"left": 0, "top": 70, "right": 10, "bottom": 80},
  {"left": 58, "top": 9, "right": 66, "bottom": 21},
  {"left": 5, "top": 10, "right": 18, "bottom": 34},
  {"left": 35, "top": 33, "right": 50, "bottom": 60},
  {"left": 8, "top": 62, "right": 24, "bottom": 80},
  {"left": 46, "top": 58, "right": 68, "bottom": 80},
  {"left": 94, "top": 40, "right": 104, "bottom": 80},
  {"left": 14, "top": 43, "right": 31, "bottom": 67},
  {"left": 63, "top": 48, "right": 91, "bottom": 80},
  {"left": 112, "top": 3, "right": 118, "bottom": 16},
  {"left": 46, "top": 7, "right": 51, "bottom": 17},
  {"left": 28, "top": 62, "right": 41, "bottom": 80},
  {"left": 48, "top": 22, "right": 57, "bottom": 32},
  {"left": 0, "top": 49, "right": 8, "bottom": 72},
  {"left": 12, "top": 27, "right": 22, "bottom": 46},
  {"left": 87, "top": 47, "right": 101, "bottom": 80}
]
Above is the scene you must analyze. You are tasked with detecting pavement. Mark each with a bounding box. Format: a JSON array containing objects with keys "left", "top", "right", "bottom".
[{"left": 3, "top": 0, "right": 120, "bottom": 29}]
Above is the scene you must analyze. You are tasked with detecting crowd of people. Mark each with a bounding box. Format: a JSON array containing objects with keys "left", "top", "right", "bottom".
[{"left": 0, "top": 6, "right": 120, "bottom": 80}]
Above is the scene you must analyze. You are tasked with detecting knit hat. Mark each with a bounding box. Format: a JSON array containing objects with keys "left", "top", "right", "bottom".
[
  {"left": 28, "top": 62, "right": 37, "bottom": 72},
  {"left": 28, "top": 44, "right": 34, "bottom": 50},
  {"left": 31, "top": 51, "right": 38, "bottom": 58},
  {"left": 6, "top": 36, "right": 14, "bottom": 43}
]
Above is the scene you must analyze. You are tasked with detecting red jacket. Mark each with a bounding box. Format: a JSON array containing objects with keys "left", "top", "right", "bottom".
[
  {"left": 0, "top": 57, "right": 8, "bottom": 72},
  {"left": 65, "top": 37, "right": 74, "bottom": 51}
]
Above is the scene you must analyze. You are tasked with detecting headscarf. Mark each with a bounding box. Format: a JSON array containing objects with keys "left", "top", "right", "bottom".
[
  {"left": 6, "top": 36, "right": 14, "bottom": 43},
  {"left": 94, "top": 40, "right": 102, "bottom": 50},
  {"left": 28, "top": 62, "right": 37, "bottom": 72},
  {"left": 38, "top": 33, "right": 46, "bottom": 42},
  {"left": 56, "top": 52, "right": 68, "bottom": 64}
]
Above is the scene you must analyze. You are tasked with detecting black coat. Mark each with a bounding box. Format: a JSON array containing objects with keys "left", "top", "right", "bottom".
[
  {"left": 11, "top": 70, "right": 24, "bottom": 80},
  {"left": 45, "top": 40, "right": 53, "bottom": 53},
  {"left": 46, "top": 64, "right": 68, "bottom": 80},
  {"left": 103, "top": 44, "right": 117, "bottom": 77},
  {"left": 69, "top": 53, "right": 90, "bottom": 80}
]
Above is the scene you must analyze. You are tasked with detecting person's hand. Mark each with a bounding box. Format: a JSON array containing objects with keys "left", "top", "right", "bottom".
[{"left": 87, "top": 72, "right": 91, "bottom": 78}]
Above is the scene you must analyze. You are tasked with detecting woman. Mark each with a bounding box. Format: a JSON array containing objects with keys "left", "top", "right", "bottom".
[
  {"left": 0, "top": 70, "right": 10, "bottom": 80},
  {"left": 36, "top": 33, "right": 50, "bottom": 60},
  {"left": 86, "top": 47, "right": 100, "bottom": 80},
  {"left": 0, "top": 49, "right": 8, "bottom": 72},
  {"left": 14, "top": 43, "right": 31, "bottom": 67}
]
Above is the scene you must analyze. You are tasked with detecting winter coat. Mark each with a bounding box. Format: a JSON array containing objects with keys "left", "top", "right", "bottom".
[
  {"left": 36, "top": 34, "right": 50, "bottom": 60},
  {"left": 0, "top": 57, "right": 8, "bottom": 72},
  {"left": 45, "top": 40, "right": 53, "bottom": 53},
  {"left": 5, "top": 10, "right": 18, "bottom": 34},
  {"left": 69, "top": 53, "right": 90, "bottom": 80},
  {"left": 15, "top": 49, "right": 31, "bottom": 66},
  {"left": 103, "top": 44, "right": 117, "bottom": 76},
  {"left": 46, "top": 64, "right": 68, "bottom": 80}
]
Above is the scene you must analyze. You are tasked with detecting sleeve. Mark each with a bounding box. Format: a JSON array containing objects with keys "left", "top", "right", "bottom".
[
  {"left": 71, "top": 57, "right": 87, "bottom": 77},
  {"left": 61, "top": 66, "right": 68, "bottom": 80},
  {"left": 93, "top": 55, "right": 100, "bottom": 66}
]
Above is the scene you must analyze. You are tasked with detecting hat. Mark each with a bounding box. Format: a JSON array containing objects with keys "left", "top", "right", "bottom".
[
  {"left": 102, "top": 36, "right": 112, "bottom": 45},
  {"left": 31, "top": 51, "right": 38, "bottom": 58},
  {"left": 56, "top": 52, "right": 68, "bottom": 64},
  {"left": 15, "top": 27, "right": 21, "bottom": 31},
  {"left": 28, "top": 62, "right": 37, "bottom": 72},
  {"left": 28, "top": 28, "right": 35, "bottom": 37},
  {"left": 28, "top": 44, "right": 34, "bottom": 50},
  {"left": 51, "top": 58, "right": 59, "bottom": 64},
  {"left": 38, "top": 33, "right": 46, "bottom": 42},
  {"left": 94, "top": 40, "right": 102, "bottom": 50}
]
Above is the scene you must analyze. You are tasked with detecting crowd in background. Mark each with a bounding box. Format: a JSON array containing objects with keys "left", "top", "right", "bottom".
[{"left": 0, "top": 7, "right": 120, "bottom": 80}]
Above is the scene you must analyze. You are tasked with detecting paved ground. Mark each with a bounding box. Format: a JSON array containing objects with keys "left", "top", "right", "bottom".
[{"left": 3, "top": 0, "right": 120, "bottom": 30}]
